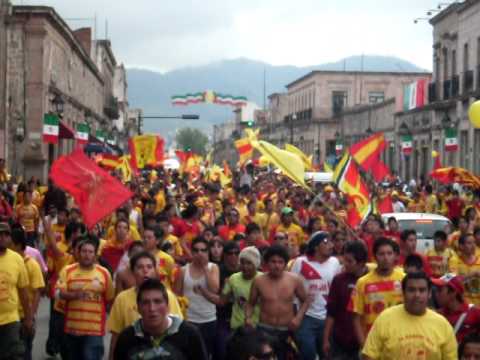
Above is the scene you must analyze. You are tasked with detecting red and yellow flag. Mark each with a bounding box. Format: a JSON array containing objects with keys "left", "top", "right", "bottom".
[
  {"left": 333, "top": 153, "right": 371, "bottom": 227},
  {"left": 430, "top": 167, "right": 480, "bottom": 188},
  {"left": 128, "top": 135, "right": 164, "bottom": 171},
  {"left": 350, "top": 132, "right": 390, "bottom": 182},
  {"left": 95, "top": 154, "right": 121, "bottom": 170},
  {"left": 235, "top": 137, "right": 253, "bottom": 165}
]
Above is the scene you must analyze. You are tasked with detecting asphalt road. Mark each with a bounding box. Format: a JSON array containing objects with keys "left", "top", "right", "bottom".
[{"left": 33, "top": 297, "right": 110, "bottom": 360}]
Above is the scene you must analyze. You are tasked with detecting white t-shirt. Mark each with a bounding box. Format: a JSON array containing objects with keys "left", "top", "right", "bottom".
[{"left": 291, "top": 255, "right": 342, "bottom": 320}]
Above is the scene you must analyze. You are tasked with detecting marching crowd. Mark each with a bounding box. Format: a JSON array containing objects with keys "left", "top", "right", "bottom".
[{"left": 2, "top": 160, "right": 480, "bottom": 359}]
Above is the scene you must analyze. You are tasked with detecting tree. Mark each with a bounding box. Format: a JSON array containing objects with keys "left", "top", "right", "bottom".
[{"left": 176, "top": 127, "right": 209, "bottom": 156}]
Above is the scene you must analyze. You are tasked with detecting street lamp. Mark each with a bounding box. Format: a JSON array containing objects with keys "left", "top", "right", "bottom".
[
  {"left": 399, "top": 121, "right": 410, "bottom": 135},
  {"left": 52, "top": 94, "right": 64, "bottom": 115},
  {"left": 290, "top": 113, "right": 297, "bottom": 144}
]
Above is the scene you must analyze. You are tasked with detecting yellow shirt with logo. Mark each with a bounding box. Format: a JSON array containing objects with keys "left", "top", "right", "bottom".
[
  {"left": 107, "top": 286, "right": 183, "bottom": 334},
  {"left": 425, "top": 248, "right": 455, "bottom": 278},
  {"left": 155, "top": 250, "right": 176, "bottom": 290},
  {"left": 448, "top": 254, "right": 480, "bottom": 305},
  {"left": 0, "top": 249, "right": 29, "bottom": 325},
  {"left": 56, "top": 263, "right": 114, "bottom": 336},
  {"left": 165, "top": 234, "right": 183, "bottom": 257},
  {"left": 106, "top": 224, "right": 141, "bottom": 242},
  {"left": 363, "top": 305, "right": 457, "bottom": 360},
  {"left": 349, "top": 268, "right": 405, "bottom": 332},
  {"left": 19, "top": 255, "right": 45, "bottom": 318}
]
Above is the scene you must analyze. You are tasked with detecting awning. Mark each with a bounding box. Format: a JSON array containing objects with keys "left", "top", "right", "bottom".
[{"left": 59, "top": 121, "right": 75, "bottom": 139}]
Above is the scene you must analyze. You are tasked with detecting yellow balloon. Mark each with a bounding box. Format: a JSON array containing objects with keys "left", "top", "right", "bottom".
[{"left": 468, "top": 100, "right": 480, "bottom": 128}]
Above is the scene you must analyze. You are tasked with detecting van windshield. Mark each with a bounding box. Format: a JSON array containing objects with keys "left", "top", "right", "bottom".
[{"left": 397, "top": 219, "right": 450, "bottom": 239}]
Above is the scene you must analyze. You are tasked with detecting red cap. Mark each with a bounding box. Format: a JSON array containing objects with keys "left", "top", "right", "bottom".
[{"left": 431, "top": 273, "right": 465, "bottom": 295}]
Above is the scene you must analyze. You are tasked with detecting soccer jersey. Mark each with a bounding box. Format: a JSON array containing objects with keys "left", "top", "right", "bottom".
[
  {"left": 270, "top": 223, "right": 306, "bottom": 247},
  {"left": 426, "top": 248, "right": 455, "bottom": 278},
  {"left": 363, "top": 305, "right": 457, "bottom": 360},
  {"left": 448, "top": 254, "right": 480, "bottom": 305},
  {"left": 165, "top": 234, "right": 183, "bottom": 257},
  {"left": 15, "top": 203, "right": 39, "bottom": 232},
  {"left": 349, "top": 268, "right": 405, "bottom": 332},
  {"left": 291, "top": 255, "right": 342, "bottom": 320},
  {"left": 0, "top": 249, "right": 29, "bottom": 325},
  {"left": 107, "top": 286, "right": 183, "bottom": 334},
  {"left": 57, "top": 263, "right": 114, "bottom": 336}
]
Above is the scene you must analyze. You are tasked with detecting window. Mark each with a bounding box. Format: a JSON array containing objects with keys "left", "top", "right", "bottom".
[
  {"left": 332, "top": 91, "right": 347, "bottom": 114},
  {"left": 452, "top": 49, "right": 457, "bottom": 76},
  {"left": 368, "top": 91, "right": 385, "bottom": 104},
  {"left": 443, "top": 48, "right": 449, "bottom": 81}
]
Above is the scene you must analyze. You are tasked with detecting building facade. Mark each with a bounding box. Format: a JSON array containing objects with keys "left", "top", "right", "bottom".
[{"left": 0, "top": 4, "right": 135, "bottom": 181}]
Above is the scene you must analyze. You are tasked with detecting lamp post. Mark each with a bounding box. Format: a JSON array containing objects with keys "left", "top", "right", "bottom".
[
  {"left": 290, "top": 113, "right": 296, "bottom": 144},
  {"left": 52, "top": 93, "right": 64, "bottom": 115}
]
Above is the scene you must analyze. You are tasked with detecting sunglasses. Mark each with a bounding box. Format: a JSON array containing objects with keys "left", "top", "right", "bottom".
[{"left": 192, "top": 247, "right": 208, "bottom": 253}]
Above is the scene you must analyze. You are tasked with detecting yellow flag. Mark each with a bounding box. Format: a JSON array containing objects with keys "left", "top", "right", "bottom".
[
  {"left": 245, "top": 128, "right": 260, "bottom": 142},
  {"left": 324, "top": 162, "right": 333, "bottom": 173},
  {"left": 285, "top": 144, "right": 313, "bottom": 171},
  {"left": 116, "top": 155, "right": 132, "bottom": 182},
  {"left": 251, "top": 140, "right": 307, "bottom": 188}
]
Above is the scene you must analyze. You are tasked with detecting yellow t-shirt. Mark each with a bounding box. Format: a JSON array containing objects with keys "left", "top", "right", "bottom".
[
  {"left": 106, "top": 224, "right": 141, "bottom": 242},
  {"left": 57, "top": 263, "right": 114, "bottom": 336},
  {"left": 349, "top": 268, "right": 405, "bottom": 332},
  {"left": 19, "top": 255, "right": 45, "bottom": 318},
  {"left": 273, "top": 223, "right": 306, "bottom": 247},
  {"left": 425, "top": 248, "right": 455, "bottom": 278},
  {"left": 107, "top": 286, "right": 183, "bottom": 334},
  {"left": 155, "top": 190, "right": 166, "bottom": 214},
  {"left": 165, "top": 234, "right": 183, "bottom": 257},
  {"left": 0, "top": 249, "right": 29, "bottom": 325},
  {"left": 448, "top": 254, "right": 480, "bottom": 305},
  {"left": 424, "top": 194, "right": 439, "bottom": 214},
  {"left": 15, "top": 203, "right": 39, "bottom": 233},
  {"left": 363, "top": 305, "right": 457, "bottom": 360},
  {"left": 241, "top": 212, "right": 268, "bottom": 231},
  {"left": 155, "top": 250, "right": 175, "bottom": 290}
]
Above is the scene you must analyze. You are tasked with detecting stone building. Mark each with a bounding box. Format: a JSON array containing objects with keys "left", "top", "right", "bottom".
[
  {"left": 0, "top": 4, "right": 133, "bottom": 181},
  {"left": 114, "top": 64, "right": 130, "bottom": 150},
  {"left": 395, "top": 0, "right": 480, "bottom": 180}
]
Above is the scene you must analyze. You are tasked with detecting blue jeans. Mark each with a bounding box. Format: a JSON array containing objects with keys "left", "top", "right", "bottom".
[
  {"left": 65, "top": 334, "right": 104, "bottom": 360},
  {"left": 296, "top": 315, "right": 325, "bottom": 360}
]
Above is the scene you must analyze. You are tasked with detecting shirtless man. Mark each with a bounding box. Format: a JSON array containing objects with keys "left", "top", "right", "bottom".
[{"left": 245, "top": 244, "right": 311, "bottom": 360}]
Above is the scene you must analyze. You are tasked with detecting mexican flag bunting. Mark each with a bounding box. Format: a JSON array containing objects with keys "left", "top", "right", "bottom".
[
  {"left": 43, "top": 114, "right": 59, "bottom": 144},
  {"left": 401, "top": 135, "right": 413, "bottom": 155},
  {"left": 335, "top": 139, "right": 344, "bottom": 155},
  {"left": 75, "top": 123, "right": 89, "bottom": 144},
  {"left": 107, "top": 134, "right": 115, "bottom": 145},
  {"left": 444, "top": 128, "right": 458, "bottom": 152},
  {"left": 96, "top": 130, "right": 106, "bottom": 143}
]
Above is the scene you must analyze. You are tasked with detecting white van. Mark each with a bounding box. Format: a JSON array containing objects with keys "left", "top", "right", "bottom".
[{"left": 381, "top": 212, "right": 452, "bottom": 253}]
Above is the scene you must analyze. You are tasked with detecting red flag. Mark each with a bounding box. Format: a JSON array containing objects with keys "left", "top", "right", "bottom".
[
  {"left": 350, "top": 132, "right": 391, "bottom": 182},
  {"left": 50, "top": 148, "right": 133, "bottom": 229},
  {"left": 377, "top": 194, "right": 394, "bottom": 214}
]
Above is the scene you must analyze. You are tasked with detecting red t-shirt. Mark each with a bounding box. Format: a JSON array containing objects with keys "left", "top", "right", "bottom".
[
  {"left": 218, "top": 223, "right": 246, "bottom": 242},
  {"left": 446, "top": 198, "right": 465, "bottom": 221},
  {"left": 440, "top": 303, "right": 480, "bottom": 343}
]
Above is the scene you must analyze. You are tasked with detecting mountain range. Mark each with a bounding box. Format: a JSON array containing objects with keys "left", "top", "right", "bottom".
[{"left": 126, "top": 55, "right": 430, "bottom": 139}]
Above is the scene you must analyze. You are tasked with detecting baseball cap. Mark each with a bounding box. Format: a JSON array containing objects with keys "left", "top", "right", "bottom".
[
  {"left": 281, "top": 207, "right": 294, "bottom": 216},
  {"left": 431, "top": 273, "right": 464, "bottom": 295}
]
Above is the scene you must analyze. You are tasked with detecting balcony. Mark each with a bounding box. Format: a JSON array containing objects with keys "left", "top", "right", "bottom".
[
  {"left": 104, "top": 95, "right": 119, "bottom": 120},
  {"left": 443, "top": 80, "right": 451, "bottom": 100},
  {"left": 463, "top": 70, "right": 474, "bottom": 93},
  {"left": 428, "top": 82, "right": 437, "bottom": 103},
  {"left": 452, "top": 75, "right": 459, "bottom": 97}
]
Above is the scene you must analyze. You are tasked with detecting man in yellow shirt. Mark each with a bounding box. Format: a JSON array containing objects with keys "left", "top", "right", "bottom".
[
  {"left": 426, "top": 230, "right": 455, "bottom": 278},
  {"left": 10, "top": 225, "right": 45, "bottom": 360},
  {"left": 363, "top": 272, "right": 457, "bottom": 360},
  {"left": 107, "top": 251, "right": 183, "bottom": 360},
  {"left": 448, "top": 233, "right": 480, "bottom": 305},
  {"left": 269, "top": 207, "right": 306, "bottom": 252},
  {"left": 0, "top": 222, "right": 33, "bottom": 359},
  {"left": 157, "top": 215, "right": 183, "bottom": 261},
  {"left": 57, "top": 237, "right": 114, "bottom": 360},
  {"left": 350, "top": 237, "right": 404, "bottom": 347},
  {"left": 15, "top": 190, "right": 39, "bottom": 247},
  {"left": 143, "top": 226, "right": 176, "bottom": 289}
]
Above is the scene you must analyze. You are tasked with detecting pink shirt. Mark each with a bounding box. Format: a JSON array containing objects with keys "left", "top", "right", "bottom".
[{"left": 25, "top": 246, "right": 47, "bottom": 273}]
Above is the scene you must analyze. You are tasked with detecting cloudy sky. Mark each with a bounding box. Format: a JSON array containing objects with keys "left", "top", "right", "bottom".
[{"left": 13, "top": 0, "right": 440, "bottom": 72}]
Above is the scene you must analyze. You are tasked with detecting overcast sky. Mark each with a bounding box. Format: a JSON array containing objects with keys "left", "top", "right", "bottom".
[{"left": 13, "top": 0, "right": 440, "bottom": 73}]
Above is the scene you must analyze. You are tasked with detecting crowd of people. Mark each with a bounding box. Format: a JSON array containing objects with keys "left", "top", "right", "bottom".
[{"left": 2, "top": 160, "right": 480, "bottom": 359}]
